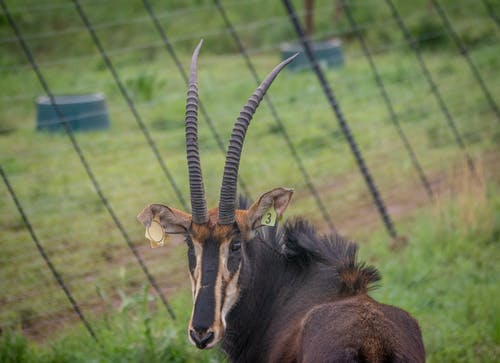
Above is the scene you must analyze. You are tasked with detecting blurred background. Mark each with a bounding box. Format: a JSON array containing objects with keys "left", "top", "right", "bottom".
[{"left": 0, "top": 0, "right": 498, "bottom": 361}]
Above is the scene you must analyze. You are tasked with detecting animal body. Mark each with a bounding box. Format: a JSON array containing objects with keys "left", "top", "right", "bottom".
[{"left": 138, "top": 40, "right": 425, "bottom": 362}]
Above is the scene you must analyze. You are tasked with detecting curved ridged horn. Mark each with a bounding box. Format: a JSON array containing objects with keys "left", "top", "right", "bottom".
[
  {"left": 218, "top": 53, "right": 299, "bottom": 225},
  {"left": 186, "top": 40, "right": 209, "bottom": 224}
]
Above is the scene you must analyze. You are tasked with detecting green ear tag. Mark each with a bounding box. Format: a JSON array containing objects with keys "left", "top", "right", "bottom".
[
  {"left": 261, "top": 202, "right": 277, "bottom": 227},
  {"left": 145, "top": 218, "right": 168, "bottom": 248}
]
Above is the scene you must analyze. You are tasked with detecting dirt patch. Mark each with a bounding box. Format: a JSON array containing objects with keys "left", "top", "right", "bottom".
[{"left": 297, "top": 150, "right": 500, "bottom": 238}]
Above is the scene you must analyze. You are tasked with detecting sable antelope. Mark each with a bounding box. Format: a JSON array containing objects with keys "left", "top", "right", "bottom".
[{"left": 138, "top": 41, "right": 425, "bottom": 362}]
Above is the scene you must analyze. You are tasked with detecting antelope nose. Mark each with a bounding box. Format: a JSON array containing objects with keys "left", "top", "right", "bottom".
[{"left": 190, "top": 327, "right": 215, "bottom": 349}]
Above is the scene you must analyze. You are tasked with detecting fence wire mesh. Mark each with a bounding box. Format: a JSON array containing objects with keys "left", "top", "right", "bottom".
[{"left": 0, "top": 0, "right": 499, "bottom": 342}]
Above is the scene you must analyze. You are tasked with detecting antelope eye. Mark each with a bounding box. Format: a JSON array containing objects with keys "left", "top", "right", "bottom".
[{"left": 230, "top": 240, "right": 241, "bottom": 252}]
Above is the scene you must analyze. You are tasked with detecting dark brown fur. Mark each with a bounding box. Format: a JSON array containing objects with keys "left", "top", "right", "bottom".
[
  {"left": 269, "top": 295, "right": 424, "bottom": 362},
  {"left": 221, "top": 216, "right": 425, "bottom": 362}
]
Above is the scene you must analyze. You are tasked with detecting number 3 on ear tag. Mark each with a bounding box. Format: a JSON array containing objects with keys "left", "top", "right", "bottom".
[
  {"left": 145, "top": 218, "right": 168, "bottom": 248},
  {"left": 261, "top": 202, "right": 277, "bottom": 227}
]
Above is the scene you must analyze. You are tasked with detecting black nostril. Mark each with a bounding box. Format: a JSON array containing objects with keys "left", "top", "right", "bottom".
[
  {"left": 190, "top": 328, "right": 215, "bottom": 349},
  {"left": 189, "top": 329, "right": 199, "bottom": 344},
  {"left": 202, "top": 331, "right": 214, "bottom": 345}
]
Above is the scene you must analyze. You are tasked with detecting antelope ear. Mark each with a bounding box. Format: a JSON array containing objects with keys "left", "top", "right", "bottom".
[
  {"left": 246, "top": 187, "right": 294, "bottom": 230},
  {"left": 137, "top": 204, "right": 192, "bottom": 245}
]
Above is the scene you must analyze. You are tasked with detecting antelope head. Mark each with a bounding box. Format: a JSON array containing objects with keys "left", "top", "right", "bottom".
[{"left": 138, "top": 41, "right": 297, "bottom": 349}]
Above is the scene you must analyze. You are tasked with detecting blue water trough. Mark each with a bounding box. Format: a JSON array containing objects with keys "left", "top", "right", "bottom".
[
  {"left": 36, "top": 93, "right": 110, "bottom": 132},
  {"left": 281, "top": 39, "right": 343, "bottom": 71}
]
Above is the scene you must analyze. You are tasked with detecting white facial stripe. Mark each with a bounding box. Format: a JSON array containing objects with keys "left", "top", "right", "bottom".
[
  {"left": 220, "top": 243, "right": 230, "bottom": 278},
  {"left": 221, "top": 267, "right": 241, "bottom": 329},
  {"left": 218, "top": 241, "right": 241, "bottom": 328},
  {"left": 189, "top": 241, "right": 204, "bottom": 326},
  {"left": 189, "top": 273, "right": 195, "bottom": 299},
  {"left": 193, "top": 242, "right": 203, "bottom": 293},
  {"left": 213, "top": 251, "right": 224, "bottom": 334}
]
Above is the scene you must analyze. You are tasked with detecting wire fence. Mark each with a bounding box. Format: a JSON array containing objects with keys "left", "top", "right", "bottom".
[{"left": 1, "top": 0, "right": 499, "bottom": 341}]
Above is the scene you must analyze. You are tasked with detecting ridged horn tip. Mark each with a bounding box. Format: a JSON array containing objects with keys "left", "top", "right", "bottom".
[
  {"left": 189, "top": 39, "right": 203, "bottom": 83},
  {"left": 217, "top": 53, "right": 296, "bottom": 225},
  {"left": 284, "top": 52, "right": 299, "bottom": 65}
]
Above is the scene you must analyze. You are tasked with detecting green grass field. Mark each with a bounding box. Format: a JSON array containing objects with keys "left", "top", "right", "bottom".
[
  {"left": 1, "top": 0, "right": 499, "bottom": 361},
  {"left": 1, "top": 176, "right": 498, "bottom": 362}
]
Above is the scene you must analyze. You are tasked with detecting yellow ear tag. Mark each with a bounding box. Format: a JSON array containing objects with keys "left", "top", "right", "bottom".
[
  {"left": 145, "top": 218, "right": 168, "bottom": 248},
  {"left": 261, "top": 201, "right": 278, "bottom": 227}
]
